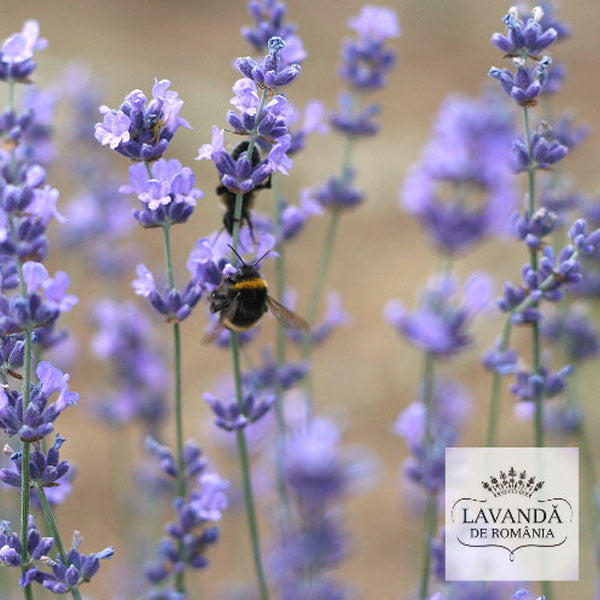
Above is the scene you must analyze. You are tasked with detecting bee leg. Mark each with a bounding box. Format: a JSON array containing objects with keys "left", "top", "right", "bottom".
[
  {"left": 210, "top": 291, "right": 231, "bottom": 313},
  {"left": 211, "top": 298, "right": 231, "bottom": 313}
]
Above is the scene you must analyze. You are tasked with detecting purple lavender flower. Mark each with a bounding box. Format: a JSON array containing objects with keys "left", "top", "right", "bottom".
[
  {"left": 285, "top": 418, "right": 350, "bottom": 505},
  {"left": 340, "top": 5, "right": 400, "bottom": 90},
  {"left": 187, "top": 229, "right": 276, "bottom": 296},
  {"left": 270, "top": 516, "right": 348, "bottom": 600},
  {"left": 430, "top": 529, "right": 445, "bottom": 581},
  {"left": 35, "top": 531, "right": 113, "bottom": 593},
  {"left": 0, "top": 333, "right": 25, "bottom": 372},
  {"left": 481, "top": 347, "right": 519, "bottom": 375},
  {"left": 0, "top": 21, "right": 47, "bottom": 81},
  {"left": 491, "top": 6, "right": 557, "bottom": 58},
  {"left": 512, "top": 125, "right": 568, "bottom": 171},
  {"left": 489, "top": 56, "right": 552, "bottom": 106},
  {"left": 0, "top": 360, "right": 78, "bottom": 442},
  {"left": 287, "top": 100, "right": 327, "bottom": 154},
  {"left": 90, "top": 299, "right": 168, "bottom": 428},
  {"left": 0, "top": 434, "right": 69, "bottom": 488},
  {"left": 119, "top": 159, "right": 203, "bottom": 228},
  {"left": 132, "top": 264, "right": 202, "bottom": 322},
  {"left": 197, "top": 125, "right": 287, "bottom": 194},
  {"left": 393, "top": 380, "right": 470, "bottom": 494},
  {"left": 227, "top": 78, "right": 293, "bottom": 143},
  {"left": 542, "top": 306, "right": 599, "bottom": 363},
  {"left": 511, "top": 588, "right": 544, "bottom": 600},
  {"left": 330, "top": 92, "right": 380, "bottom": 137},
  {"left": 241, "top": 0, "right": 306, "bottom": 66},
  {"left": 511, "top": 205, "right": 560, "bottom": 250},
  {"left": 245, "top": 349, "right": 308, "bottom": 393},
  {"left": 309, "top": 169, "right": 363, "bottom": 211},
  {"left": 21, "top": 85, "right": 57, "bottom": 159},
  {"left": 511, "top": 365, "right": 571, "bottom": 401},
  {"left": 385, "top": 273, "right": 492, "bottom": 356},
  {"left": 272, "top": 416, "right": 368, "bottom": 599},
  {"left": 236, "top": 36, "right": 301, "bottom": 88},
  {"left": 549, "top": 113, "right": 589, "bottom": 149},
  {"left": 203, "top": 391, "right": 276, "bottom": 431},
  {"left": 145, "top": 437, "right": 206, "bottom": 481},
  {"left": 0, "top": 516, "right": 53, "bottom": 587},
  {"left": 143, "top": 444, "right": 227, "bottom": 595},
  {"left": 278, "top": 189, "right": 324, "bottom": 242},
  {"left": 0, "top": 262, "right": 77, "bottom": 335},
  {"left": 497, "top": 223, "right": 600, "bottom": 324},
  {"left": 94, "top": 79, "right": 191, "bottom": 161},
  {"left": 403, "top": 94, "right": 516, "bottom": 253}
]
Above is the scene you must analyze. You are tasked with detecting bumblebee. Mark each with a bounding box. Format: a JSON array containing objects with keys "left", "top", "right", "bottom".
[
  {"left": 203, "top": 247, "right": 309, "bottom": 342},
  {"left": 216, "top": 141, "right": 271, "bottom": 242}
]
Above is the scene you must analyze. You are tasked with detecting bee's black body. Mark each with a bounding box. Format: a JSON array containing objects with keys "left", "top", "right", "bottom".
[
  {"left": 216, "top": 141, "right": 271, "bottom": 240},
  {"left": 209, "top": 264, "right": 268, "bottom": 331},
  {"left": 206, "top": 258, "right": 309, "bottom": 339}
]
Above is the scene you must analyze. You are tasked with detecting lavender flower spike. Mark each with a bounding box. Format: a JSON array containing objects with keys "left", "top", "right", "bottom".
[
  {"left": 94, "top": 79, "right": 191, "bottom": 161},
  {"left": 236, "top": 36, "right": 302, "bottom": 89},
  {"left": 0, "top": 21, "right": 47, "bottom": 81}
]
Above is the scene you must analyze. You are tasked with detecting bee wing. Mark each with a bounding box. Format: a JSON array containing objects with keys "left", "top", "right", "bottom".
[
  {"left": 266, "top": 295, "right": 309, "bottom": 332},
  {"left": 201, "top": 319, "right": 226, "bottom": 345}
]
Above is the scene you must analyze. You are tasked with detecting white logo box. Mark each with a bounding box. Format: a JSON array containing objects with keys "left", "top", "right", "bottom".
[{"left": 445, "top": 447, "right": 579, "bottom": 581}]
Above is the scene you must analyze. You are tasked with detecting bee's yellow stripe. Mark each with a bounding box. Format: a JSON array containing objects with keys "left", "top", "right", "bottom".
[{"left": 231, "top": 278, "right": 267, "bottom": 291}]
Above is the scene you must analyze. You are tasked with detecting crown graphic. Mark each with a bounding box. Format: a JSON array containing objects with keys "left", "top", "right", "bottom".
[{"left": 481, "top": 467, "right": 545, "bottom": 498}]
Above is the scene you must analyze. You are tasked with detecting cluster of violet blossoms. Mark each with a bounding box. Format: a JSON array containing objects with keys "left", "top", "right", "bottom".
[
  {"left": 304, "top": 5, "right": 400, "bottom": 214},
  {"left": 484, "top": 5, "right": 600, "bottom": 413},
  {"left": 90, "top": 299, "right": 168, "bottom": 430},
  {"left": 142, "top": 436, "right": 228, "bottom": 598},
  {"left": 93, "top": 39, "right": 230, "bottom": 598},
  {"left": 0, "top": 21, "right": 112, "bottom": 595},
  {"left": 402, "top": 94, "right": 516, "bottom": 254},
  {"left": 269, "top": 418, "right": 356, "bottom": 599},
  {"left": 196, "top": 36, "right": 299, "bottom": 201}
]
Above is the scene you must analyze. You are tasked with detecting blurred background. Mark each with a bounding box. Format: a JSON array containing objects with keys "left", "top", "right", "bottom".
[{"left": 2, "top": 0, "right": 600, "bottom": 598}]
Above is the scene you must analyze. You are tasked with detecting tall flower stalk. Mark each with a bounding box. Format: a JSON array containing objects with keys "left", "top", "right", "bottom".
[
  {"left": 392, "top": 90, "right": 516, "bottom": 597},
  {"left": 487, "top": 5, "right": 569, "bottom": 455},
  {"left": 96, "top": 79, "right": 204, "bottom": 596},
  {"left": 197, "top": 34, "right": 302, "bottom": 599},
  {"left": 0, "top": 20, "right": 112, "bottom": 599},
  {"left": 301, "top": 5, "right": 400, "bottom": 406}
]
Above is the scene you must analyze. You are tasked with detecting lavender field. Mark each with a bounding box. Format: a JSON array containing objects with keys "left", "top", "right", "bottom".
[{"left": 1, "top": 1, "right": 599, "bottom": 599}]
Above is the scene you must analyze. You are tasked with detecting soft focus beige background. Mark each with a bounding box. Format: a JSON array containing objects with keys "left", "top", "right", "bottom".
[{"left": 2, "top": 1, "right": 600, "bottom": 598}]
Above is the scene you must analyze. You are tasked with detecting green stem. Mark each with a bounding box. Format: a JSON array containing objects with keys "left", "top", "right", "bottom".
[
  {"left": 7, "top": 79, "right": 34, "bottom": 600},
  {"left": 485, "top": 318, "right": 513, "bottom": 447},
  {"left": 20, "top": 329, "right": 33, "bottom": 600},
  {"left": 418, "top": 352, "right": 436, "bottom": 599},
  {"left": 301, "top": 131, "right": 354, "bottom": 410},
  {"left": 271, "top": 171, "right": 292, "bottom": 536},
  {"left": 35, "top": 485, "right": 83, "bottom": 600},
  {"left": 158, "top": 219, "right": 186, "bottom": 594},
  {"left": 524, "top": 101, "right": 552, "bottom": 600},
  {"left": 226, "top": 87, "right": 270, "bottom": 599},
  {"left": 523, "top": 106, "right": 544, "bottom": 449},
  {"left": 301, "top": 209, "right": 341, "bottom": 407},
  {"left": 146, "top": 157, "right": 186, "bottom": 592},
  {"left": 230, "top": 334, "right": 270, "bottom": 600}
]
